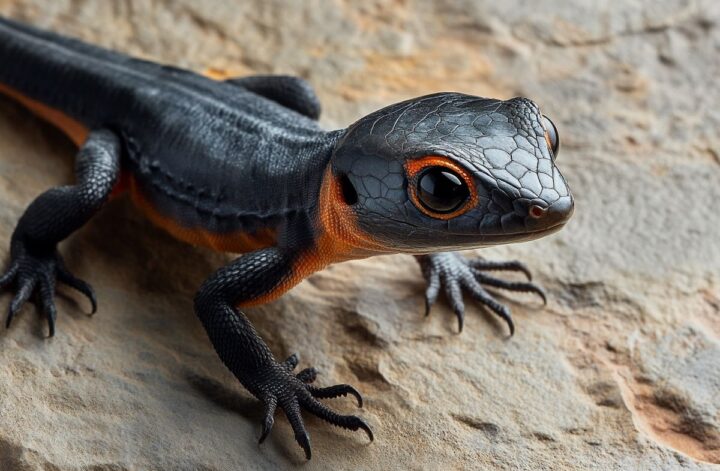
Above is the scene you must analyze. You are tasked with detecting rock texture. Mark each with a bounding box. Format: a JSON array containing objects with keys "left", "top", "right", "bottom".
[{"left": 1, "top": 0, "right": 719, "bottom": 469}]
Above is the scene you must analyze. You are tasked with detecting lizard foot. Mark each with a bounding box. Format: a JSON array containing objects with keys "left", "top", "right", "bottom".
[
  {"left": 417, "top": 252, "right": 546, "bottom": 335},
  {"left": 257, "top": 353, "right": 372, "bottom": 460},
  {"left": 0, "top": 241, "right": 96, "bottom": 337}
]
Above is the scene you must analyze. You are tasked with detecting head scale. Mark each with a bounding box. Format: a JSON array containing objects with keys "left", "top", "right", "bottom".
[{"left": 328, "top": 92, "right": 574, "bottom": 254}]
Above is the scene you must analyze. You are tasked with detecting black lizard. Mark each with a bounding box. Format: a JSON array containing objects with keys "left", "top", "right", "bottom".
[{"left": 0, "top": 16, "right": 574, "bottom": 459}]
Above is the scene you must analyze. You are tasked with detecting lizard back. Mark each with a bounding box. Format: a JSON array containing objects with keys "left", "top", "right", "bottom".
[{"left": 0, "top": 16, "right": 341, "bottom": 252}]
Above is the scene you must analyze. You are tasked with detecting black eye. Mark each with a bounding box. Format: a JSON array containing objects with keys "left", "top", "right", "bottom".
[
  {"left": 416, "top": 167, "right": 470, "bottom": 214},
  {"left": 542, "top": 115, "right": 560, "bottom": 158}
]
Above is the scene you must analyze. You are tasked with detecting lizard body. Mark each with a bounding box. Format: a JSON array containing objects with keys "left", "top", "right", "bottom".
[{"left": 0, "top": 16, "right": 574, "bottom": 459}]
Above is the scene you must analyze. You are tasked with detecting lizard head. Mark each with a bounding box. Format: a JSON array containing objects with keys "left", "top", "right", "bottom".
[{"left": 326, "top": 93, "right": 574, "bottom": 254}]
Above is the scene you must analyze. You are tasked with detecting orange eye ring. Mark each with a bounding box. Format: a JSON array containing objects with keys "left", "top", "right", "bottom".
[
  {"left": 405, "top": 156, "right": 479, "bottom": 220},
  {"left": 544, "top": 132, "right": 554, "bottom": 153},
  {"left": 541, "top": 115, "right": 560, "bottom": 158}
]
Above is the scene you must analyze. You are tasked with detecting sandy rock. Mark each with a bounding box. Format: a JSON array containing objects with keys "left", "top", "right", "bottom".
[{"left": 0, "top": 0, "right": 718, "bottom": 469}]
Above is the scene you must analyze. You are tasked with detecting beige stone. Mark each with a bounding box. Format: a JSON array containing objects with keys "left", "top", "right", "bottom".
[{"left": 0, "top": 1, "right": 718, "bottom": 469}]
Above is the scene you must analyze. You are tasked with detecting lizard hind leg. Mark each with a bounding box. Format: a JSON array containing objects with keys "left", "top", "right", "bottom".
[{"left": 0, "top": 129, "right": 120, "bottom": 336}]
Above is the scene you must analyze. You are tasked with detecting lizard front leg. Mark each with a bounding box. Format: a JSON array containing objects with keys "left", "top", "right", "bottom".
[
  {"left": 1, "top": 129, "right": 121, "bottom": 336},
  {"left": 416, "top": 252, "right": 547, "bottom": 334},
  {"left": 193, "top": 247, "right": 372, "bottom": 460}
]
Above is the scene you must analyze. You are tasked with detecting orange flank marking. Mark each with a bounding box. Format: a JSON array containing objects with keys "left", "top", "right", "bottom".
[
  {"left": 238, "top": 167, "right": 390, "bottom": 308},
  {"left": 0, "top": 83, "right": 130, "bottom": 198},
  {"left": 0, "top": 83, "right": 89, "bottom": 146},
  {"left": 202, "top": 67, "right": 246, "bottom": 81},
  {"left": 129, "top": 176, "right": 276, "bottom": 253},
  {"left": 203, "top": 68, "right": 232, "bottom": 80},
  {"left": 110, "top": 171, "right": 131, "bottom": 199}
]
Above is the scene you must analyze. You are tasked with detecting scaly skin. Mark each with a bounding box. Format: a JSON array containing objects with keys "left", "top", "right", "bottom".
[{"left": 0, "top": 16, "right": 574, "bottom": 459}]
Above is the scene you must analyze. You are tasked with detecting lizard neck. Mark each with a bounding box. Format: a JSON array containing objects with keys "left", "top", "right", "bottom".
[{"left": 313, "top": 163, "right": 395, "bottom": 266}]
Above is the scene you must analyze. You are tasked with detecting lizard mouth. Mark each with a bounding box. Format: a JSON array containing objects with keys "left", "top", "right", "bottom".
[
  {"left": 473, "top": 221, "right": 568, "bottom": 244},
  {"left": 439, "top": 219, "right": 570, "bottom": 241},
  {"left": 394, "top": 221, "right": 569, "bottom": 255}
]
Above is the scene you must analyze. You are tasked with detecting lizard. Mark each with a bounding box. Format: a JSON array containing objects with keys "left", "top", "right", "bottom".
[{"left": 0, "top": 16, "right": 574, "bottom": 459}]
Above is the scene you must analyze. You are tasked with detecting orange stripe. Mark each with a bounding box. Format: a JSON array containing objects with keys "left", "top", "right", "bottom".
[
  {"left": 0, "top": 83, "right": 89, "bottom": 146},
  {"left": 202, "top": 68, "right": 236, "bottom": 81},
  {"left": 129, "top": 176, "right": 276, "bottom": 254},
  {"left": 0, "top": 82, "right": 132, "bottom": 198}
]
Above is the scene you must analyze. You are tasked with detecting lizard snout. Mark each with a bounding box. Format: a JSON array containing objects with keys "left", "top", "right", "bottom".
[{"left": 526, "top": 195, "right": 574, "bottom": 231}]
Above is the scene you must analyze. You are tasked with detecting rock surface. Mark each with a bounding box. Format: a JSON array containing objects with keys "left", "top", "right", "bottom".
[{"left": 1, "top": 0, "right": 719, "bottom": 469}]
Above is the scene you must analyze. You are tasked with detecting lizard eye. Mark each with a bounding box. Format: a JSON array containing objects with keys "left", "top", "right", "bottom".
[
  {"left": 542, "top": 115, "right": 560, "bottom": 158},
  {"left": 416, "top": 167, "right": 470, "bottom": 214}
]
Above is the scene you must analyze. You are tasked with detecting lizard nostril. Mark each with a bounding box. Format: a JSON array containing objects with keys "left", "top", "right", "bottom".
[{"left": 528, "top": 205, "right": 547, "bottom": 219}]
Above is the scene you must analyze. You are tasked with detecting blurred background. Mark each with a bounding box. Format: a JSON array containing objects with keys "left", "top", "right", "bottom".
[{"left": 0, "top": 1, "right": 718, "bottom": 469}]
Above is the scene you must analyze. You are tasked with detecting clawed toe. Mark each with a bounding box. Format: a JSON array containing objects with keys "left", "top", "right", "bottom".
[
  {"left": 6, "top": 276, "right": 36, "bottom": 329},
  {"left": 282, "top": 353, "right": 299, "bottom": 370},
  {"left": 0, "top": 263, "right": 18, "bottom": 289},
  {"left": 308, "top": 383, "right": 364, "bottom": 407},
  {"left": 473, "top": 270, "right": 547, "bottom": 305},
  {"left": 417, "top": 253, "right": 547, "bottom": 335},
  {"left": 283, "top": 354, "right": 319, "bottom": 384},
  {"left": 1, "top": 246, "right": 96, "bottom": 337},
  {"left": 281, "top": 399, "right": 312, "bottom": 459},
  {"left": 256, "top": 357, "right": 372, "bottom": 460},
  {"left": 468, "top": 258, "right": 533, "bottom": 280},
  {"left": 296, "top": 367, "right": 317, "bottom": 383},
  {"left": 300, "top": 393, "right": 373, "bottom": 441},
  {"left": 259, "top": 396, "right": 277, "bottom": 444},
  {"left": 57, "top": 261, "right": 97, "bottom": 314}
]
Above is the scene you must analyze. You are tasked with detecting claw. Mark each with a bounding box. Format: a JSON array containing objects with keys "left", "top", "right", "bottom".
[
  {"left": 350, "top": 416, "right": 374, "bottom": 442},
  {"left": 473, "top": 271, "right": 547, "bottom": 306},
  {"left": 57, "top": 264, "right": 97, "bottom": 314},
  {"left": 309, "top": 384, "right": 364, "bottom": 408},
  {"left": 0, "top": 263, "right": 18, "bottom": 289},
  {"left": 259, "top": 397, "right": 277, "bottom": 444},
  {"left": 475, "top": 294, "right": 514, "bottom": 337},
  {"left": 41, "top": 293, "right": 57, "bottom": 337},
  {"left": 296, "top": 430, "right": 312, "bottom": 460},
  {"left": 469, "top": 258, "right": 533, "bottom": 281},
  {"left": 6, "top": 307, "right": 15, "bottom": 329},
  {"left": 45, "top": 307, "right": 56, "bottom": 337},
  {"left": 255, "top": 365, "right": 370, "bottom": 459},
  {"left": 454, "top": 307, "right": 465, "bottom": 333},
  {"left": 444, "top": 279, "right": 465, "bottom": 333},
  {"left": 501, "top": 310, "right": 515, "bottom": 337},
  {"left": 301, "top": 395, "right": 374, "bottom": 443},
  {"left": 39, "top": 274, "right": 57, "bottom": 337},
  {"left": 283, "top": 400, "right": 312, "bottom": 460},
  {"left": 417, "top": 253, "right": 544, "bottom": 335},
  {"left": 7, "top": 278, "right": 35, "bottom": 329},
  {"left": 424, "top": 270, "right": 440, "bottom": 317},
  {"left": 3, "top": 247, "right": 96, "bottom": 337}
]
